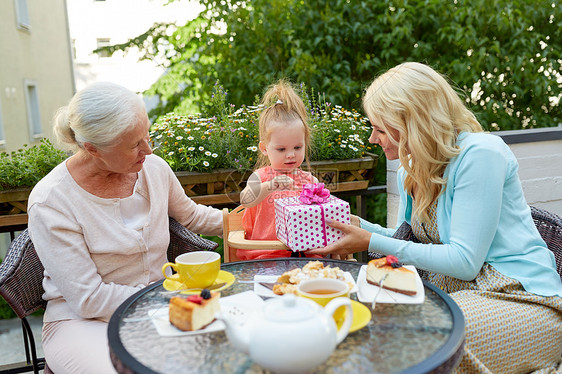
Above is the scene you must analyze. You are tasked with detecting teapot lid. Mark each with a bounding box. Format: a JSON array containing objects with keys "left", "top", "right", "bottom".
[{"left": 263, "top": 294, "right": 317, "bottom": 322}]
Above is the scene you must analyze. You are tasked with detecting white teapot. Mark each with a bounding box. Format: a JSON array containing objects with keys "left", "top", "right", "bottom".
[{"left": 217, "top": 294, "right": 353, "bottom": 373}]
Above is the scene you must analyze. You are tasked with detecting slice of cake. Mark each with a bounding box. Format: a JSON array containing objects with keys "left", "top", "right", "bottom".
[
  {"left": 169, "top": 290, "right": 220, "bottom": 331},
  {"left": 366, "top": 256, "right": 417, "bottom": 296}
]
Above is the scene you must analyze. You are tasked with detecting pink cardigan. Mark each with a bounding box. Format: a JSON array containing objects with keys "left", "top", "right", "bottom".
[{"left": 28, "top": 154, "right": 222, "bottom": 322}]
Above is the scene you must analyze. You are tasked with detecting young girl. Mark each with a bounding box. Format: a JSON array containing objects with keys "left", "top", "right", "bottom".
[{"left": 238, "top": 80, "right": 321, "bottom": 260}]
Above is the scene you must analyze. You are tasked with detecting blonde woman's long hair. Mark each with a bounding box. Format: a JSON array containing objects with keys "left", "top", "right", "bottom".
[
  {"left": 363, "top": 62, "right": 483, "bottom": 223},
  {"left": 255, "top": 79, "right": 311, "bottom": 169}
]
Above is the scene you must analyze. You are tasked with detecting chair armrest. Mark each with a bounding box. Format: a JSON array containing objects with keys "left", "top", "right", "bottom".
[
  {"left": 167, "top": 217, "right": 219, "bottom": 261},
  {"left": 228, "top": 230, "right": 289, "bottom": 250}
]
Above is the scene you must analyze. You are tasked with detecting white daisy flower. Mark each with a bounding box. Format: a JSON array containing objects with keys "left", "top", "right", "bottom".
[{"left": 203, "top": 161, "right": 210, "bottom": 167}]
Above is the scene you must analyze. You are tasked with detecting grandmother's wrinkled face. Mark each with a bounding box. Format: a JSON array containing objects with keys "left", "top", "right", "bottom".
[
  {"left": 368, "top": 119, "right": 399, "bottom": 160},
  {"left": 98, "top": 112, "right": 153, "bottom": 174}
]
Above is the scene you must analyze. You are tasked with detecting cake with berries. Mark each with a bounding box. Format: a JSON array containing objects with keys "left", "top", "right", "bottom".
[
  {"left": 366, "top": 256, "right": 417, "bottom": 296},
  {"left": 169, "top": 289, "right": 220, "bottom": 331}
]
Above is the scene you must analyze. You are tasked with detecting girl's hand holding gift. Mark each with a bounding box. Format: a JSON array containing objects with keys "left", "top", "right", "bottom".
[{"left": 269, "top": 175, "right": 296, "bottom": 192}]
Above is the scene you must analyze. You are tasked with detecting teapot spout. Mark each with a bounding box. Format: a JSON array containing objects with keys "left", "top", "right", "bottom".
[{"left": 215, "top": 312, "right": 251, "bottom": 354}]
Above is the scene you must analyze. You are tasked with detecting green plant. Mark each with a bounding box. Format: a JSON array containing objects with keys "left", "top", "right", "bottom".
[
  {"left": 150, "top": 82, "right": 376, "bottom": 172},
  {"left": 108, "top": 0, "right": 560, "bottom": 131},
  {"left": 0, "top": 139, "right": 68, "bottom": 191}
]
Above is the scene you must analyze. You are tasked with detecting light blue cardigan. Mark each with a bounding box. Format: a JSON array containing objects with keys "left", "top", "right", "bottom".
[{"left": 363, "top": 132, "right": 562, "bottom": 297}]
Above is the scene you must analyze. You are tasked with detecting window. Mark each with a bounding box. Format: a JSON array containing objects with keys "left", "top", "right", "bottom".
[
  {"left": 72, "top": 39, "right": 77, "bottom": 59},
  {"left": 96, "top": 38, "right": 111, "bottom": 58},
  {"left": 14, "top": 0, "right": 30, "bottom": 30},
  {"left": 0, "top": 100, "right": 5, "bottom": 146},
  {"left": 24, "top": 80, "right": 42, "bottom": 139}
]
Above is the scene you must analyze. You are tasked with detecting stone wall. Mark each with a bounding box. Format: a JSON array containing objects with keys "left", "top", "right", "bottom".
[{"left": 386, "top": 127, "right": 562, "bottom": 228}]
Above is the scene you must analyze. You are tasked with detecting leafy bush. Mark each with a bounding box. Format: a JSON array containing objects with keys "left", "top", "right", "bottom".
[
  {"left": 150, "top": 82, "right": 376, "bottom": 172},
  {"left": 0, "top": 139, "right": 68, "bottom": 191},
  {"left": 110, "top": 0, "right": 560, "bottom": 131}
]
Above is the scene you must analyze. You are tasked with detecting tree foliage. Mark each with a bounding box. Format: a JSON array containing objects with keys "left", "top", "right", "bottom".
[{"left": 112, "top": 0, "right": 561, "bottom": 131}]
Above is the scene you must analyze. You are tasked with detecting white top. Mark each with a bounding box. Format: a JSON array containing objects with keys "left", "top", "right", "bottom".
[
  {"left": 28, "top": 154, "right": 223, "bottom": 322},
  {"left": 119, "top": 180, "right": 149, "bottom": 231}
]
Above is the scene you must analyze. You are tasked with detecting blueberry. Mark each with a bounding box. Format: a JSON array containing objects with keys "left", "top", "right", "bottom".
[
  {"left": 391, "top": 262, "right": 403, "bottom": 268},
  {"left": 200, "top": 289, "right": 211, "bottom": 299}
]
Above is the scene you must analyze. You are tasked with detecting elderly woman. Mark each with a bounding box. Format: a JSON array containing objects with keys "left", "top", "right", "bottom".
[
  {"left": 308, "top": 62, "right": 562, "bottom": 373},
  {"left": 28, "top": 82, "right": 223, "bottom": 373}
]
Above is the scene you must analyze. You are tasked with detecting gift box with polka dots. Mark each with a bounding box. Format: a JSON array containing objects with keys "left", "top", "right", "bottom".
[{"left": 274, "top": 195, "right": 350, "bottom": 252}]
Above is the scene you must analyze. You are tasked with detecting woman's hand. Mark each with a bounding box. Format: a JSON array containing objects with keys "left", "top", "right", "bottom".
[{"left": 307, "top": 218, "right": 371, "bottom": 258}]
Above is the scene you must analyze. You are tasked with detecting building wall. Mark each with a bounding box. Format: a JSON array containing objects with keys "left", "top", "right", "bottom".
[
  {"left": 386, "top": 128, "right": 562, "bottom": 228},
  {"left": 0, "top": 0, "right": 75, "bottom": 153}
]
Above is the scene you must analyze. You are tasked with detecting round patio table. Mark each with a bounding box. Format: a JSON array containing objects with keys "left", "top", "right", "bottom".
[{"left": 108, "top": 258, "right": 465, "bottom": 374}]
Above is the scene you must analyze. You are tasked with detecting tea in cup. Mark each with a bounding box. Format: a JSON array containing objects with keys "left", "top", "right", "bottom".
[
  {"left": 297, "top": 278, "right": 351, "bottom": 324},
  {"left": 161, "top": 251, "right": 220, "bottom": 289}
]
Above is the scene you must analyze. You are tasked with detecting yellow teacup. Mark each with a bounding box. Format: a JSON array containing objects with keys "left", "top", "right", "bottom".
[
  {"left": 297, "top": 278, "right": 350, "bottom": 323},
  {"left": 161, "top": 251, "right": 220, "bottom": 289}
]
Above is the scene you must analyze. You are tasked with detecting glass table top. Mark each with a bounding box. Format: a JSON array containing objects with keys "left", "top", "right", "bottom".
[{"left": 109, "top": 258, "right": 464, "bottom": 374}]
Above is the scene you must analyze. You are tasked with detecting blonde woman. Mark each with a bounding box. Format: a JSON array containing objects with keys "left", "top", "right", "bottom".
[{"left": 309, "top": 62, "right": 562, "bottom": 373}]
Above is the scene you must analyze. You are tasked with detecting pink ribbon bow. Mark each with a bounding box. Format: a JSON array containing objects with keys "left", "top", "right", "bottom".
[{"left": 299, "top": 183, "right": 330, "bottom": 204}]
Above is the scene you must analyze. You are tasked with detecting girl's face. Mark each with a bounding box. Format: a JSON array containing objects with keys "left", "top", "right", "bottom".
[
  {"left": 260, "top": 120, "right": 306, "bottom": 171},
  {"left": 95, "top": 112, "right": 153, "bottom": 174},
  {"left": 368, "top": 119, "right": 400, "bottom": 160}
]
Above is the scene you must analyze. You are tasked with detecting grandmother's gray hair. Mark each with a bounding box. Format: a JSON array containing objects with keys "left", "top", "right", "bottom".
[{"left": 53, "top": 81, "right": 146, "bottom": 153}]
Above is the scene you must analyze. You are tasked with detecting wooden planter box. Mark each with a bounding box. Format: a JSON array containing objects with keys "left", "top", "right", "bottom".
[
  {"left": 0, "top": 153, "right": 378, "bottom": 227},
  {"left": 0, "top": 189, "right": 30, "bottom": 228},
  {"left": 181, "top": 153, "right": 379, "bottom": 206}
]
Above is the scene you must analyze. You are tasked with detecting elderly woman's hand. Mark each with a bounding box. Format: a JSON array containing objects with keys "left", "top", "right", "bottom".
[{"left": 307, "top": 218, "right": 371, "bottom": 258}]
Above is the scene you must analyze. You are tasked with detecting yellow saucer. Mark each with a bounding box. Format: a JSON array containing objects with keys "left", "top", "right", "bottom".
[
  {"left": 350, "top": 300, "right": 372, "bottom": 332},
  {"left": 336, "top": 300, "right": 372, "bottom": 333},
  {"left": 163, "top": 270, "right": 235, "bottom": 294}
]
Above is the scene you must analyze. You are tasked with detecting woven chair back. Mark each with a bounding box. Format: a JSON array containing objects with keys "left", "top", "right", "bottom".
[
  {"left": 530, "top": 206, "right": 562, "bottom": 279},
  {"left": 0, "top": 229, "right": 46, "bottom": 319}
]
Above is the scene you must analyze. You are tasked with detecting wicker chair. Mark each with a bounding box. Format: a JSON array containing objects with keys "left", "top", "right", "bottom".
[
  {"left": 530, "top": 206, "right": 562, "bottom": 279},
  {"left": 0, "top": 217, "right": 218, "bottom": 374},
  {"left": 367, "top": 206, "right": 562, "bottom": 280}
]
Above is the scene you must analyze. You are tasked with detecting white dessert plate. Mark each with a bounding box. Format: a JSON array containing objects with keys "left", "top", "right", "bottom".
[
  {"left": 356, "top": 265, "right": 425, "bottom": 304},
  {"left": 149, "top": 290, "right": 264, "bottom": 337},
  {"left": 252, "top": 271, "right": 358, "bottom": 298}
]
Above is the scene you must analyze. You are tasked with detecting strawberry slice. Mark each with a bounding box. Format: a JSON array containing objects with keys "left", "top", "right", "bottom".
[
  {"left": 386, "top": 255, "right": 399, "bottom": 266},
  {"left": 187, "top": 295, "right": 203, "bottom": 304}
]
